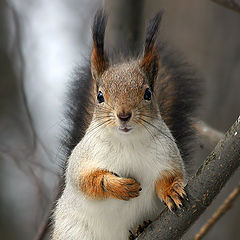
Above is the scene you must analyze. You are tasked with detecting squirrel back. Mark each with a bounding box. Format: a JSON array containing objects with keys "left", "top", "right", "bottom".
[{"left": 63, "top": 11, "right": 200, "bottom": 169}]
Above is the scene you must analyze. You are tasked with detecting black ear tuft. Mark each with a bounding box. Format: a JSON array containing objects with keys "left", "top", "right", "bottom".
[
  {"left": 92, "top": 9, "right": 107, "bottom": 56},
  {"left": 140, "top": 11, "right": 163, "bottom": 90},
  {"left": 91, "top": 10, "right": 108, "bottom": 81},
  {"left": 144, "top": 11, "right": 163, "bottom": 55}
]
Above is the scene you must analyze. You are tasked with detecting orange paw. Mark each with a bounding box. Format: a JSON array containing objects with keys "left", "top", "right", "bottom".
[
  {"left": 135, "top": 220, "right": 152, "bottom": 237},
  {"left": 79, "top": 169, "right": 141, "bottom": 200},
  {"left": 156, "top": 171, "right": 186, "bottom": 211},
  {"left": 103, "top": 175, "right": 141, "bottom": 201},
  {"left": 162, "top": 182, "right": 186, "bottom": 211}
]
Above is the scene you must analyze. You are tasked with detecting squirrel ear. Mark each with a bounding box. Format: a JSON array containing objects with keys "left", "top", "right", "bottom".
[
  {"left": 91, "top": 10, "right": 109, "bottom": 84},
  {"left": 140, "top": 12, "right": 163, "bottom": 90}
]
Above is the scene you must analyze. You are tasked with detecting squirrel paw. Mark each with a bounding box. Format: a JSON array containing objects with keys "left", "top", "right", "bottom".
[
  {"left": 135, "top": 220, "right": 152, "bottom": 237},
  {"left": 128, "top": 220, "right": 152, "bottom": 239},
  {"left": 156, "top": 173, "right": 186, "bottom": 211},
  {"left": 104, "top": 175, "right": 141, "bottom": 201},
  {"left": 162, "top": 182, "right": 186, "bottom": 211},
  {"left": 128, "top": 231, "right": 135, "bottom": 240}
]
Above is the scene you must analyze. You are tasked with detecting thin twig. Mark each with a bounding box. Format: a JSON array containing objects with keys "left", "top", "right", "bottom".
[
  {"left": 210, "top": 0, "right": 240, "bottom": 14},
  {"left": 194, "top": 182, "right": 240, "bottom": 240}
]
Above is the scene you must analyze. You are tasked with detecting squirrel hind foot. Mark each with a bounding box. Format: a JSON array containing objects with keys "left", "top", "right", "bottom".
[
  {"left": 135, "top": 220, "right": 152, "bottom": 237},
  {"left": 128, "top": 220, "right": 152, "bottom": 240}
]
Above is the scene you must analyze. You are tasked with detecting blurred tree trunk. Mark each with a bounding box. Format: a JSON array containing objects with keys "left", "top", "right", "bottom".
[
  {"left": 105, "top": 0, "right": 145, "bottom": 57},
  {"left": 0, "top": 0, "right": 20, "bottom": 239}
]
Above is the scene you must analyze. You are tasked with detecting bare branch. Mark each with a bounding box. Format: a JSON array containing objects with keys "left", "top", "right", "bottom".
[
  {"left": 210, "top": 0, "right": 240, "bottom": 14},
  {"left": 194, "top": 182, "right": 240, "bottom": 240},
  {"left": 137, "top": 116, "right": 240, "bottom": 240}
]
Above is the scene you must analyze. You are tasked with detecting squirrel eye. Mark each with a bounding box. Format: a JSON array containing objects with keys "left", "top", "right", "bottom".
[
  {"left": 97, "top": 91, "right": 104, "bottom": 103},
  {"left": 144, "top": 88, "right": 151, "bottom": 100}
]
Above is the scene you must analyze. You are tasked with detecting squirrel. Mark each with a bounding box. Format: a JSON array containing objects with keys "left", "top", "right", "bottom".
[{"left": 52, "top": 10, "right": 200, "bottom": 240}]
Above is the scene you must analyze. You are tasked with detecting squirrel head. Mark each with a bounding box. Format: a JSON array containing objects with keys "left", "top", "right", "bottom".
[{"left": 90, "top": 10, "right": 162, "bottom": 134}]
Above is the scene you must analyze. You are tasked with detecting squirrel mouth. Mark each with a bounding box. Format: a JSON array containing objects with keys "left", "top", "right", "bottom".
[{"left": 119, "top": 127, "right": 132, "bottom": 133}]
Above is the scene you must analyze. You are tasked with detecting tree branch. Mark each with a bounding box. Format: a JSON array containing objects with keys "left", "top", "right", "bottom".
[
  {"left": 210, "top": 0, "right": 240, "bottom": 14},
  {"left": 137, "top": 116, "right": 240, "bottom": 240},
  {"left": 194, "top": 182, "right": 240, "bottom": 240}
]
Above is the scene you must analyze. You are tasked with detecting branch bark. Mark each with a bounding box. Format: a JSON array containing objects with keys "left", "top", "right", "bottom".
[
  {"left": 194, "top": 182, "right": 240, "bottom": 240},
  {"left": 137, "top": 116, "right": 240, "bottom": 240},
  {"left": 210, "top": 0, "right": 240, "bottom": 14}
]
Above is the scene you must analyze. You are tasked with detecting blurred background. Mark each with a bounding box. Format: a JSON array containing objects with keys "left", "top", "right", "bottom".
[{"left": 0, "top": 0, "right": 240, "bottom": 239}]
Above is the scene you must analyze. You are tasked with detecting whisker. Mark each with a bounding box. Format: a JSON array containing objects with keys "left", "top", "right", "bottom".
[
  {"left": 88, "top": 119, "right": 111, "bottom": 134},
  {"left": 94, "top": 115, "right": 114, "bottom": 121},
  {"left": 83, "top": 119, "right": 112, "bottom": 147},
  {"left": 135, "top": 113, "right": 157, "bottom": 120},
  {"left": 96, "top": 109, "right": 114, "bottom": 114},
  {"left": 103, "top": 102, "right": 114, "bottom": 110},
  {"left": 134, "top": 120, "right": 156, "bottom": 142},
  {"left": 138, "top": 117, "right": 174, "bottom": 143},
  {"left": 136, "top": 104, "right": 151, "bottom": 112},
  {"left": 135, "top": 119, "right": 168, "bottom": 158}
]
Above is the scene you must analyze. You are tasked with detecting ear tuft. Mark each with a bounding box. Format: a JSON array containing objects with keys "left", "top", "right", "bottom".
[
  {"left": 91, "top": 10, "right": 108, "bottom": 81},
  {"left": 144, "top": 12, "right": 163, "bottom": 56},
  {"left": 140, "top": 11, "right": 163, "bottom": 89}
]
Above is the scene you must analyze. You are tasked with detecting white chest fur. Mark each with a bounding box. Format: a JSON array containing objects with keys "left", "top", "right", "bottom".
[{"left": 53, "top": 121, "right": 183, "bottom": 240}]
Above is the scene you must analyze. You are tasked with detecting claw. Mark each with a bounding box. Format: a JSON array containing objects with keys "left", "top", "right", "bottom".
[
  {"left": 135, "top": 220, "right": 152, "bottom": 237},
  {"left": 156, "top": 174, "right": 186, "bottom": 211},
  {"left": 128, "top": 231, "right": 135, "bottom": 240}
]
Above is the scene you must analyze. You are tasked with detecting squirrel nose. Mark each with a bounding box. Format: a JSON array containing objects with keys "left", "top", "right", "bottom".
[{"left": 118, "top": 112, "right": 132, "bottom": 122}]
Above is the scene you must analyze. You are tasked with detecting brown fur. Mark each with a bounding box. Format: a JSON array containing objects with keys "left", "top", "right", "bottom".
[
  {"left": 79, "top": 169, "right": 140, "bottom": 201},
  {"left": 140, "top": 47, "right": 159, "bottom": 76},
  {"left": 155, "top": 170, "right": 185, "bottom": 210},
  {"left": 93, "top": 62, "right": 158, "bottom": 129},
  {"left": 140, "top": 37, "right": 160, "bottom": 78},
  {"left": 91, "top": 42, "right": 108, "bottom": 80},
  {"left": 90, "top": 10, "right": 108, "bottom": 83}
]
